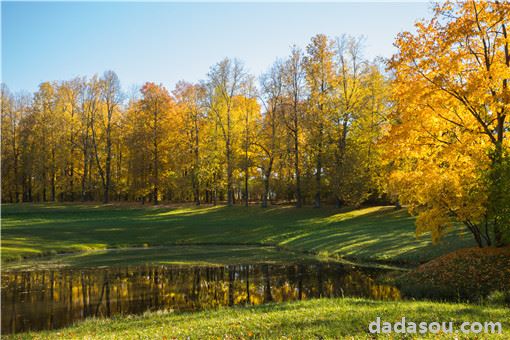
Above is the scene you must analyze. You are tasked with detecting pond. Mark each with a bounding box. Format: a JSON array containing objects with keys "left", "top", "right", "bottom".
[{"left": 1, "top": 262, "right": 400, "bottom": 334}]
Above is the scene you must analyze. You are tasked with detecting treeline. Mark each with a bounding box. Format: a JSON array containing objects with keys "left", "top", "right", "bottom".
[{"left": 1, "top": 34, "right": 391, "bottom": 207}]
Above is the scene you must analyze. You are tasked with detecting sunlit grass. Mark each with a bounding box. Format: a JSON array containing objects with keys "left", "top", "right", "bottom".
[
  {"left": 1, "top": 245, "right": 325, "bottom": 271},
  {"left": 1, "top": 204, "right": 475, "bottom": 267},
  {"left": 6, "top": 298, "right": 509, "bottom": 339}
]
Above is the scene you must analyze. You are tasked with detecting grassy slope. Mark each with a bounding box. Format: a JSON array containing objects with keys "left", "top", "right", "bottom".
[
  {"left": 1, "top": 204, "right": 474, "bottom": 266},
  {"left": 7, "top": 298, "right": 510, "bottom": 339}
]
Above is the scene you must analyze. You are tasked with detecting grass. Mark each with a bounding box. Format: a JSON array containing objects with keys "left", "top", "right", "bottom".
[
  {"left": 6, "top": 298, "right": 510, "bottom": 339},
  {"left": 0, "top": 245, "right": 326, "bottom": 271},
  {"left": 1, "top": 203, "right": 475, "bottom": 267}
]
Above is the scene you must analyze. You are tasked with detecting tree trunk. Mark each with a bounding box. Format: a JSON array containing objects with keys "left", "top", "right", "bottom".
[
  {"left": 314, "top": 128, "right": 322, "bottom": 209},
  {"left": 226, "top": 138, "right": 233, "bottom": 206},
  {"left": 104, "top": 121, "right": 112, "bottom": 204},
  {"left": 294, "top": 119, "right": 302, "bottom": 208},
  {"left": 193, "top": 119, "right": 200, "bottom": 206},
  {"left": 51, "top": 148, "right": 56, "bottom": 202}
]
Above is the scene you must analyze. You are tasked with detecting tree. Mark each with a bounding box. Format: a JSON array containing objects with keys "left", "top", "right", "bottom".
[
  {"left": 239, "top": 77, "right": 259, "bottom": 206},
  {"left": 1, "top": 85, "right": 22, "bottom": 202},
  {"left": 58, "top": 78, "right": 83, "bottom": 201},
  {"left": 330, "top": 35, "right": 368, "bottom": 206},
  {"left": 139, "top": 82, "right": 174, "bottom": 205},
  {"left": 206, "top": 58, "right": 247, "bottom": 206},
  {"left": 32, "top": 82, "right": 66, "bottom": 201},
  {"left": 387, "top": 0, "right": 510, "bottom": 246},
  {"left": 173, "top": 81, "right": 207, "bottom": 205},
  {"left": 282, "top": 47, "right": 307, "bottom": 208},
  {"left": 99, "top": 71, "right": 123, "bottom": 203},
  {"left": 258, "top": 60, "right": 285, "bottom": 207},
  {"left": 304, "top": 34, "right": 336, "bottom": 208}
]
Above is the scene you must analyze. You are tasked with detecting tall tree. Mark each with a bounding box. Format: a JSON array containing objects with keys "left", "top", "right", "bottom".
[
  {"left": 387, "top": 0, "right": 510, "bottom": 246},
  {"left": 206, "top": 58, "right": 247, "bottom": 206},
  {"left": 173, "top": 81, "right": 206, "bottom": 205},
  {"left": 304, "top": 34, "right": 336, "bottom": 208},
  {"left": 332, "top": 35, "right": 368, "bottom": 206},
  {"left": 1, "top": 85, "right": 22, "bottom": 202},
  {"left": 139, "top": 82, "right": 174, "bottom": 205},
  {"left": 282, "top": 47, "right": 307, "bottom": 208},
  {"left": 240, "top": 77, "right": 259, "bottom": 206},
  {"left": 258, "top": 61, "right": 285, "bottom": 207}
]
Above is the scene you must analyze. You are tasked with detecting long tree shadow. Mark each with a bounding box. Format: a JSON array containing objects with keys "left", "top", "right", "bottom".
[{"left": 1, "top": 204, "right": 474, "bottom": 264}]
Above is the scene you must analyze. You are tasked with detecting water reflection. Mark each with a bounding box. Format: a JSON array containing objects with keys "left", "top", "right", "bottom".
[{"left": 1, "top": 263, "right": 400, "bottom": 334}]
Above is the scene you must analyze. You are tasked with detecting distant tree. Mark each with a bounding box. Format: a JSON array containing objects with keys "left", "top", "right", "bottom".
[
  {"left": 173, "top": 81, "right": 207, "bottom": 205},
  {"left": 282, "top": 47, "right": 307, "bottom": 208},
  {"left": 258, "top": 61, "right": 285, "bottom": 207},
  {"left": 206, "top": 58, "right": 247, "bottom": 206},
  {"left": 139, "top": 82, "right": 174, "bottom": 205},
  {"left": 304, "top": 34, "right": 336, "bottom": 208}
]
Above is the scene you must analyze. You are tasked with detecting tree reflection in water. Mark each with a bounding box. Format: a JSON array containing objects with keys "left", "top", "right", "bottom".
[{"left": 1, "top": 263, "right": 400, "bottom": 334}]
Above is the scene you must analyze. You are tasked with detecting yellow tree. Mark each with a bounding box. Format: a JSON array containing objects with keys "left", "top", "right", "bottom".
[
  {"left": 331, "top": 35, "right": 369, "bottom": 207},
  {"left": 139, "top": 82, "right": 174, "bottom": 205},
  {"left": 304, "top": 34, "right": 336, "bottom": 208},
  {"left": 332, "top": 60, "right": 390, "bottom": 207},
  {"left": 32, "top": 82, "right": 67, "bottom": 201},
  {"left": 1, "top": 85, "right": 22, "bottom": 202},
  {"left": 282, "top": 47, "right": 307, "bottom": 207},
  {"left": 173, "top": 81, "right": 207, "bottom": 205},
  {"left": 97, "top": 71, "right": 123, "bottom": 203},
  {"left": 257, "top": 60, "right": 285, "bottom": 207},
  {"left": 57, "top": 78, "right": 83, "bottom": 201},
  {"left": 206, "top": 58, "right": 247, "bottom": 206},
  {"left": 237, "top": 77, "right": 260, "bottom": 206},
  {"left": 387, "top": 1, "right": 510, "bottom": 246}
]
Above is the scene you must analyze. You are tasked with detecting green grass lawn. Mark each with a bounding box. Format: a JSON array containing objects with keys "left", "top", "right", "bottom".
[
  {"left": 1, "top": 203, "right": 475, "bottom": 267},
  {"left": 1, "top": 245, "right": 328, "bottom": 271},
  {"left": 6, "top": 298, "right": 509, "bottom": 339}
]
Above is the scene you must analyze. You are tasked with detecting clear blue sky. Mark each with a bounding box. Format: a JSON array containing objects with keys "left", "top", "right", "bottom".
[{"left": 2, "top": 1, "right": 432, "bottom": 93}]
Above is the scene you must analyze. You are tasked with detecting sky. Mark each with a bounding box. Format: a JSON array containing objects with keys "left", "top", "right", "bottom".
[{"left": 2, "top": 1, "right": 433, "bottom": 94}]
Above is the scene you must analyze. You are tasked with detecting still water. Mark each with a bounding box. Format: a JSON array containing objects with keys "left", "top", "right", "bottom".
[{"left": 1, "top": 262, "right": 400, "bottom": 334}]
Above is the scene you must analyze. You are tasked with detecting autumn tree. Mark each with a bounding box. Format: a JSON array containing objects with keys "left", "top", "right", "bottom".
[
  {"left": 58, "top": 78, "right": 83, "bottom": 201},
  {"left": 173, "top": 81, "right": 207, "bottom": 205},
  {"left": 387, "top": 0, "right": 510, "bottom": 246},
  {"left": 304, "top": 34, "right": 336, "bottom": 208},
  {"left": 282, "top": 47, "right": 307, "bottom": 208},
  {"left": 1, "top": 85, "right": 22, "bottom": 202},
  {"left": 206, "top": 58, "right": 247, "bottom": 206},
  {"left": 31, "top": 82, "right": 67, "bottom": 201},
  {"left": 139, "top": 82, "right": 174, "bottom": 205},
  {"left": 258, "top": 61, "right": 285, "bottom": 207},
  {"left": 239, "top": 77, "right": 260, "bottom": 206},
  {"left": 98, "top": 71, "right": 123, "bottom": 203}
]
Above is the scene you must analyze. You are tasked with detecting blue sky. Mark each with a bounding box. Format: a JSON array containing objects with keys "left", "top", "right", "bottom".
[{"left": 2, "top": 2, "right": 432, "bottom": 93}]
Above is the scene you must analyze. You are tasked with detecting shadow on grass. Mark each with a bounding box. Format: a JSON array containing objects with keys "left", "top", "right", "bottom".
[{"left": 1, "top": 204, "right": 475, "bottom": 265}]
